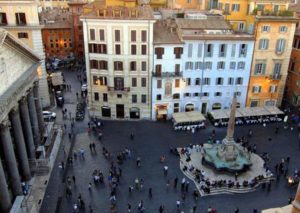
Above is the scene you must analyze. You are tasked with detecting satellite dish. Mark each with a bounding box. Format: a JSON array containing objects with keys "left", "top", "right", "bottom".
[{"left": 138, "top": 0, "right": 150, "bottom": 5}]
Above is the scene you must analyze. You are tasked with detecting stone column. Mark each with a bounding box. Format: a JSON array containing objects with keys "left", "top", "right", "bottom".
[
  {"left": 19, "top": 97, "right": 36, "bottom": 160},
  {"left": 0, "top": 119, "right": 22, "bottom": 196},
  {"left": 27, "top": 89, "right": 41, "bottom": 147},
  {"left": 0, "top": 157, "right": 11, "bottom": 213},
  {"left": 33, "top": 81, "right": 45, "bottom": 138},
  {"left": 9, "top": 106, "right": 31, "bottom": 181}
]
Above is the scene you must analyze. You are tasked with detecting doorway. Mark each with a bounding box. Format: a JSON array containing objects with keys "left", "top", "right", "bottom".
[
  {"left": 201, "top": 103, "right": 207, "bottom": 114},
  {"left": 116, "top": 104, "right": 124, "bottom": 118}
]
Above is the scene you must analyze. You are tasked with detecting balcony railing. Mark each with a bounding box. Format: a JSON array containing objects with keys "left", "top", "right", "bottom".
[
  {"left": 253, "top": 9, "right": 294, "bottom": 17},
  {"left": 152, "top": 71, "right": 183, "bottom": 78},
  {"left": 108, "top": 87, "right": 130, "bottom": 92},
  {"left": 269, "top": 74, "right": 282, "bottom": 80}
]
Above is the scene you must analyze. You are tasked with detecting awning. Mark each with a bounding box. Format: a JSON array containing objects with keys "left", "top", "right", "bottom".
[
  {"left": 158, "top": 109, "right": 168, "bottom": 115},
  {"left": 173, "top": 111, "right": 206, "bottom": 124}
]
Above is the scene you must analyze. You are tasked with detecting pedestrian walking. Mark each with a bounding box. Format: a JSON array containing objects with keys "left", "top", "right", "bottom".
[
  {"left": 148, "top": 187, "right": 152, "bottom": 199},
  {"left": 72, "top": 175, "right": 76, "bottom": 184},
  {"left": 138, "top": 200, "right": 145, "bottom": 212},
  {"left": 166, "top": 179, "right": 170, "bottom": 191},
  {"left": 159, "top": 205, "right": 164, "bottom": 213},
  {"left": 235, "top": 207, "right": 239, "bottom": 213},
  {"left": 185, "top": 181, "right": 189, "bottom": 192},
  {"left": 88, "top": 182, "right": 92, "bottom": 190},
  {"left": 176, "top": 200, "right": 181, "bottom": 210},
  {"left": 136, "top": 157, "right": 141, "bottom": 167},
  {"left": 128, "top": 203, "right": 132, "bottom": 212},
  {"left": 163, "top": 165, "right": 168, "bottom": 176},
  {"left": 174, "top": 177, "right": 178, "bottom": 188}
]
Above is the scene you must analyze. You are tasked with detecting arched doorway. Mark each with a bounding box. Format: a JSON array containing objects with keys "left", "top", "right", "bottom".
[
  {"left": 130, "top": 107, "right": 140, "bottom": 119},
  {"left": 212, "top": 103, "right": 222, "bottom": 110},
  {"left": 185, "top": 103, "right": 195, "bottom": 112},
  {"left": 101, "top": 106, "right": 111, "bottom": 117}
]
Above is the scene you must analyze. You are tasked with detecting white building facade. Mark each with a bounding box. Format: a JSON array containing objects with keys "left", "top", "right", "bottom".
[
  {"left": 152, "top": 16, "right": 255, "bottom": 120},
  {"left": 81, "top": 6, "right": 155, "bottom": 119}
]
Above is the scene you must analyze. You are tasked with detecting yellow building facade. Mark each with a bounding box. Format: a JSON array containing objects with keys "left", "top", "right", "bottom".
[
  {"left": 39, "top": 0, "right": 70, "bottom": 11},
  {"left": 167, "top": 0, "right": 206, "bottom": 10},
  {"left": 246, "top": 16, "right": 297, "bottom": 107}
]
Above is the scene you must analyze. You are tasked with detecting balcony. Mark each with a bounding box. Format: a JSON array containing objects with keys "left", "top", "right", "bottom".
[
  {"left": 108, "top": 87, "right": 130, "bottom": 92},
  {"left": 152, "top": 71, "right": 183, "bottom": 78},
  {"left": 253, "top": 10, "right": 294, "bottom": 17},
  {"left": 269, "top": 74, "right": 282, "bottom": 80}
]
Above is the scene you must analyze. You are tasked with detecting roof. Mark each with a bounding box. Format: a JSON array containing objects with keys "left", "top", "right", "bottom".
[
  {"left": 175, "top": 16, "right": 231, "bottom": 30},
  {"left": 43, "top": 21, "right": 72, "bottom": 29},
  {"left": 0, "top": 28, "right": 40, "bottom": 61},
  {"left": 153, "top": 20, "right": 183, "bottom": 44},
  {"left": 81, "top": 4, "right": 154, "bottom": 20}
]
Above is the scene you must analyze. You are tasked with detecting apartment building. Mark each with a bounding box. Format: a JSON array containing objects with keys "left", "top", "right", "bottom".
[
  {"left": 152, "top": 14, "right": 254, "bottom": 120},
  {"left": 81, "top": 4, "right": 155, "bottom": 119},
  {"left": 0, "top": 0, "right": 50, "bottom": 106}
]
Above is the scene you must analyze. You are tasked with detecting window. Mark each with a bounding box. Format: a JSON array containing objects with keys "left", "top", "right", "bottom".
[
  {"left": 269, "top": 85, "right": 278, "bottom": 93},
  {"left": 98, "top": 76, "right": 107, "bottom": 86},
  {"left": 219, "top": 44, "right": 227, "bottom": 57},
  {"left": 155, "top": 47, "right": 164, "bottom": 59},
  {"left": 237, "top": 62, "right": 245, "bottom": 69},
  {"left": 18, "top": 32, "right": 28, "bottom": 38},
  {"left": 184, "top": 93, "right": 191, "bottom": 97},
  {"left": 175, "top": 79, "right": 180, "bottom": 88},
  {"left": 141, "top": 95, "right": 147, "bottom": 103},
  {"left": 89, "top": 29, "right": 95, "bottom": 40},
  {"left": 195, "top": 62, "right": 203, "bottom": 70},
  {"left": 90, "top": 60, "right": 98, "bottom": 69},
  {"left": 131, "top": 45, "right": 137, "bottom": 55},
  {"left": 102, "top": 93, "right": 107, "bottom": 102},
  {"left": 259, "top": 39, "right": 269, "bottom": 50},
  {"left": 141, "top": 30, "right": 147, "bottom": 42},
  {"left": 235, "top": 77, "right": 243, "bottom": 85},
  {"left": 141, "top": 61, "right": 147, "bottom": 71},
  {"left": 173, "top": 93, "right": 180, "bottom": 99},
  {"left": 132, "top": 95, "right": 137, "bottom": 103},
  {"left": 274, "top": 5, "right": 279, "bottom": 13},
  {"left": 141, "top": 45, "right": 147, "bottom": 55},
  {"left": 156, "top": 94, "right": 162, "bottom": 101},
  {"left": 238, "top": 23, "right": 245, "bottom": 32},
  {"left": 262, "top": 26, "right": 270, "bottom": 32},
  {"left": 230, "top": 62, "right": 236, "bottom": 69},
  {"left": 114, "top": 30, "right": 120, "bottom": 42},
  {"left": 231, "top": 44, "right": 236, "bottom": 57},
  {"left": 165, "top": 82, "right": 172, "bottom": 96},
  {"left": 99, "top": 60, "right": 108, "bottom": 70},
  {"left": 94, "top": 92, "right": 99, "bottom": 101},
  {"left": 239, "top": 44, "right": 247, "bottom": 57},
  {"left": 115, "top": 44, "right": 121, "bottom": 55},
  {"left": 197, "top": 44, "right": 202, "bottom": 57},
  {"left": 114, "top": 77, "right": 124, "bottom": 90},
  {"left": 250, "top": 100, "right": 259, "bottom": 107},
  {"left": 273, "top": 63, "right": 282, "bottom": 77},
  {"left": 0, "top": 13, "right": 8, "bottom": 25},
  {"left": 132, "top": 78, "right": 137, "bottom": 87},
  {"left": 231, "top": 4, "right": 240, "bottom": 12},
  {"left": 279, "top": 26, "right": 288, "bottom": 33},
  {"left": 155, "top": 64, "right": 162, "bottom": 75},
  {"left": 234, "top": 92, "right": 241, "bottom": 97},
  {"left": 99, "top": 29, "right": 105, "bottom": 41},
  {"left": 114, "top": 61, "right": 123, "bottom": 71},
  {"left": 217, "top": 61, "right": 225, "bottom": 70},
  {"left": 174, "top": 103, "right": 180, "bottom": 113},
  {"left": 216, "top": 77, "right": 223, "bottom": 85},
  {"left": 157, "top": 79, "right": 162, "bottom": 88},
  {"left": 215, "top": 92, "right": 222, "bottom": 97},
  {"left": 254, "top": 63, "right": 266, "bottom": 75},
  {"left": 141, "top": 78, "right": 147, "bottom": 87},
  {"left": 276, "top": 39, "right": 286, "bottom": 54},
  {"left": 175, "top": 64, "right": 180, "bottom": 73},
  {"left": 252, "top": 85, "right": 262, "bottom": 94},
  {"left": 88, "top": 44, "right": 107, "bottom": 54},
  {"left": 291, "top": 61, "right": 295, "bottom": 71},
  {"left": 194, "top": 93, "right": 200, "bottom": 97},
  {"left": 195, "top": 78, "right": 201, "bottom": 85},
  {"left": 174, "top": 47, "right": 183, "bottom": 59},
  {"left": 202, "top": 92, "right": 209, "bottom": 97},
  {"left": 188, "top": 43, "right": 193, "bottom": 57},
  {"left": 228, "top": 77, "right": 234, "bottom": 85},
  {"left": 131, "top": 30, "right": 136, "bottom": 42},
  {"left": 93, "top": 76, "right": 99, "bottom": 85},
  {"left": 15, "top": 13, "right": 26, "bottom": 25},
  {"left": 130, "top": 61, "right": 136, "bottom": 71},
  {"left": 204, "top": 62, "right": 212, "bottom": 70},
  {"left": 185, "top": 62, "right": 193, "bottom": 70},
  {"left": 205, "top": 44, "right": 213, "bottom": 57},
  {"left": 203, "top": 78, "right": 211, "bottom": 85},
  {"left": 117, "top": 94, "right": 122, "bottom": 99},
  {"left": 186, "top": 78, "right": 191, "bottom": 86}
]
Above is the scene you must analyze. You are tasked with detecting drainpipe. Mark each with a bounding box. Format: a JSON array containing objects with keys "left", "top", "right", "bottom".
[
  {"left": 148, "top": 20, "right": 152, "bottom": 120},
  {"left": 200, "top": 40, "right": 206, "bottom": 112}
]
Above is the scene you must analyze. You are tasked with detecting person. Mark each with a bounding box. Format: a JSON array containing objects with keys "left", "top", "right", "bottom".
[
  {"left": 138, "top": 200, "right": 145, "bottom": 212},
  {"left": 176, "top": 200, "right": 181, "bottom": 210},
  {"left": 136, "top": 157, "right": 141, "bottom": 167},
  {"left": 234, "top": 208, "right": 239, "bottom": 213},
  {"left": 207, "top": 206, "right": 212, "bottom": 213},
  {"left": 88, "top": 182, "right": 92, "bottom": 190},
  {"left": 174, "top": 177, "right": 178, "bottom": 188},
  {"left": 130, "top": 132, "right": 134, "bottom": 140},
  {"left": 163, "top": 165, "right": 168, "bottom": 176},
  {"left": 128, "top": 203, "right": 132, "bottom": 212},
  {"left": 159, "top": 205, "right": 164, "bottom": 213},
  {"left": 148, "top": 187, "right": 152, "bottom": 198}
]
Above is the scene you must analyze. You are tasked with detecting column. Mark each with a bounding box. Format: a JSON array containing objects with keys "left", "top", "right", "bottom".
[
  {"left": 27, "top": 89, "right": 41, "bottom": 147},
  {"left": 19, "top": 97, "right": 36, "bottom": 160},
  {"left": 0, "top": 157, "right": 11, "bottom": 213},
  {"left": 0, "top": 119, "right": 22, "bottom": 196},
  {"left": 10, "top": 106, "right": 31, "bottom": 181},
  {"left": 33, "top": 81, "right": 45, "bottom": 138}
]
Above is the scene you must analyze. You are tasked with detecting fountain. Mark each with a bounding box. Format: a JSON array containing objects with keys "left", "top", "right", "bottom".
[{"left": 202, "top": 95, "right": 252, "bottom": 173}]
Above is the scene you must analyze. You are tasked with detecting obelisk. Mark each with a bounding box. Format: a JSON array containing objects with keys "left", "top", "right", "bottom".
[
  {"left": 292, "top": 183, "right": 300, "bottom": 213},
  {"left": 223, "top": 95, "right": 237, "bottom": 145}
]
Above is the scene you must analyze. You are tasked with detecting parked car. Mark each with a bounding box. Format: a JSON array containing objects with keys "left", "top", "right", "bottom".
[
  {"left": 81, "top": 84, "right": 87, "bottom": 92},
  {"left": 43, "top": 111, "right": 56, "bottom": 121},
  {"left": 55, "top": 90, "right": 64, "bottom": 107}
]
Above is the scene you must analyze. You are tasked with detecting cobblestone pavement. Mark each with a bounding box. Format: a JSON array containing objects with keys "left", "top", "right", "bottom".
[{"left": 41, "top": 70, "right": 300, "bottom": 213}]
